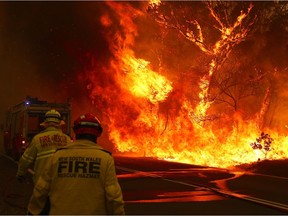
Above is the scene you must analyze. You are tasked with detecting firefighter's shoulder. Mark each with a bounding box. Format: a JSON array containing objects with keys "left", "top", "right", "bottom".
[
  {"left": 99, "top": 148, "right": 112, "bottom": 156},
  {"left": 55, "top": 147, "right": 111, "bottom": 155},
  {"left": 55, "top": 147, "right": 69, "bottom": 152}
]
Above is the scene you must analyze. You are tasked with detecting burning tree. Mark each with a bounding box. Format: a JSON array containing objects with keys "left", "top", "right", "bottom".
[
  {"left": 83, "top": 1, "right": 288, "bottom": 168},
  {"left": 147, "top": 1, "right": 256, "bottom": 126},
  {"left": 147, "top": 1, "right": 288, "bottom": 127},
  {"left": 250, "top": 132, "right": 273, "bottom": 160}
]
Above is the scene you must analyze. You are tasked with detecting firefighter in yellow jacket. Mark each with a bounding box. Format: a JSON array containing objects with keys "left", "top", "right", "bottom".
[
  {"left": 16, "top": 109, "right": 71, "bottom": 184},
  {"left": 27, "top": 113, "right": 125, "bottom": 215}
]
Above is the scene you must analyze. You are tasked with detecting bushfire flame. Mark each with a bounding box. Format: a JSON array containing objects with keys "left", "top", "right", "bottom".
[
  {"left": 86, "top": 1, "right": 288, "bottom": 168},
  {"left": 121, "top": 55, "right": 172, "bottom": 104}
]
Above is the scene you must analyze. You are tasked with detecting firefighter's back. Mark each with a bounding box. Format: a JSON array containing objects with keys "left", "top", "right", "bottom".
[
  {"left": 31, "top": 126, "right": 71, "bottom": 183},
  {"left": 48, "top": 139, "right": 121, "bottom": 215},
  {"left": 17, "top": 109, "right": 71, "bottom": 184}
]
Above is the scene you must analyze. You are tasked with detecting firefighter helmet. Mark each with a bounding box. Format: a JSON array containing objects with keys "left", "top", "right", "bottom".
[
  {"left": 73, "top": 113, "right": 103, "bottom": 137},
  {"left": 40, "top": 109, "right": 64, "bottom": 126}
]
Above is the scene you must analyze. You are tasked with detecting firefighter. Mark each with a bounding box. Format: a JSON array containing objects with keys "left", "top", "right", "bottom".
[
  {"left": 16, "top": 109, "right": 71, "bottom": 184},
  {"left": 27, "top": 113, "right": 125, "bottom": 215}
]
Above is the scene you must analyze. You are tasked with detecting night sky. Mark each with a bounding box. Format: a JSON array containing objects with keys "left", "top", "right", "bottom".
[{"left": 0, "top": 2, "right": 112, "bottom": 127}]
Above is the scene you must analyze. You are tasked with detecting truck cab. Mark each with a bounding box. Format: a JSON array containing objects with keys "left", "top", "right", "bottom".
[{"left": 4, "top": 97, "right": 71, "bottom": 161}]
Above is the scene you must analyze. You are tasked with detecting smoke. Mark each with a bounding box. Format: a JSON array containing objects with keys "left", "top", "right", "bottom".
[
  {"left": 0, "top": 2, "right": 114, "bottom": 152},
  {"left": 0, "top": 2, "right": 111, "bottom": 123}
]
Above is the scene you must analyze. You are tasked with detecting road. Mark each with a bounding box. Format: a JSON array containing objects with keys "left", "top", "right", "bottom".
[
  {"left": 0, "top": 153, "right": 287, "bottom": 215},
  {"left": 115, "top": 156, "right": 288, "bottom": 215}
]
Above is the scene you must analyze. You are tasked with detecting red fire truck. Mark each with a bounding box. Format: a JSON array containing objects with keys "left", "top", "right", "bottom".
[{"left": 4, "top": 97, "right": 72, "bottom": 160}]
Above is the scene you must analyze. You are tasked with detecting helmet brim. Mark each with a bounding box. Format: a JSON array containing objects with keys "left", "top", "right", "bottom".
[{"left": 40, "top": 120, "right": 66, "bottom": 127}]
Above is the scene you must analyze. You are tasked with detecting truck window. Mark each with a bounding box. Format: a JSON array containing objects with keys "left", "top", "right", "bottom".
[
  {"left": 11, "top": 111, "right": 19, "bottom": 140},
  {"left": 28, "top": 115, "right": 41, "bottom": 133},
  {"left": 27, "top": 113, "right": 44, "bottom": 142}
]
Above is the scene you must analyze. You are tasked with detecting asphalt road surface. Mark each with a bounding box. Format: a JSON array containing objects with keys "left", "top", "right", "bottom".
[
  {"left": 0, "top": 153, "right": 287, "bottom": 215},
  {"left": 115, "top": 156, "right": 288, "bottom": 215}
]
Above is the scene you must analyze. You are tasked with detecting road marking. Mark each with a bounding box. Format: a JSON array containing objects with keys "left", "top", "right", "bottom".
[
  {"left": 0, "top": 153, "right": 35, "bottom": 175},
  {"left": 207, "top": 187, "right": 288, "bottom": 212},
  {"left": 246, "top": 171, "right": 288, "bottom": 180},
  {"left": 0, "top": 153, "right": 18, "bottom": 164},
  {"left": 243, "top": 196, "right": 288, "bottom": 211},
  {"left": 116, "top": 165, "right": 288, "bottom": 213},
  {"left": 116, "top": 165, "right": 206, "bottom": 189}
]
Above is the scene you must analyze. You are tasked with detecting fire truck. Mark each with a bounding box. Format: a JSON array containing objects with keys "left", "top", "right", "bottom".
[{"left": 3, "top": 96, "right": 72, "bottom": 161}]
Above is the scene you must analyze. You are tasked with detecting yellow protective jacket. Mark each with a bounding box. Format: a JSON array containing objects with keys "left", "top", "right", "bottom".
[
  {"left": 17, "top": 126, "right": 71, "bottom": 183},
  {"left": 28, "top": 139, "right": 125, "bottom": 215}
]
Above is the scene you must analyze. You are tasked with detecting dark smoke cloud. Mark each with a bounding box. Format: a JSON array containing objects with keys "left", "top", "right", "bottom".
[
  {"left": 0, "top": 1, "right": 116, "bottom": 152},
  {"left": 0, "top": 2, "right": 112, "bottom": 126}
]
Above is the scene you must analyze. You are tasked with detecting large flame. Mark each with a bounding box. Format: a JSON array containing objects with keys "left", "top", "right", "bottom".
[
  {"left": 121, "top": 55, "right": 172, "bottom": 104},
  {"left": 85, "top": 1, "right": 288, "bottom": 168}
]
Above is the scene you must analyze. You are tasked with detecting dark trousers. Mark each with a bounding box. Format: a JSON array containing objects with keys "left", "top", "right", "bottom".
[{"left": 39, "top": 198, "right": 50, "bottom": 215}]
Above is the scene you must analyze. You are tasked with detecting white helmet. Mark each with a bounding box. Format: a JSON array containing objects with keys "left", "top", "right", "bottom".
[{"left": 40, "top": 109, "right": 64, "bottom": 127}]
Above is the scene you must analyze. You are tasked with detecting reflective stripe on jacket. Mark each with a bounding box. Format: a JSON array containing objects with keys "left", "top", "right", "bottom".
[
  {"left": 28, "top": 140, "right": 125, "bottom": 215},
  {"left": 17, "top": 126, "right": 71, "bottom": 183}
]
